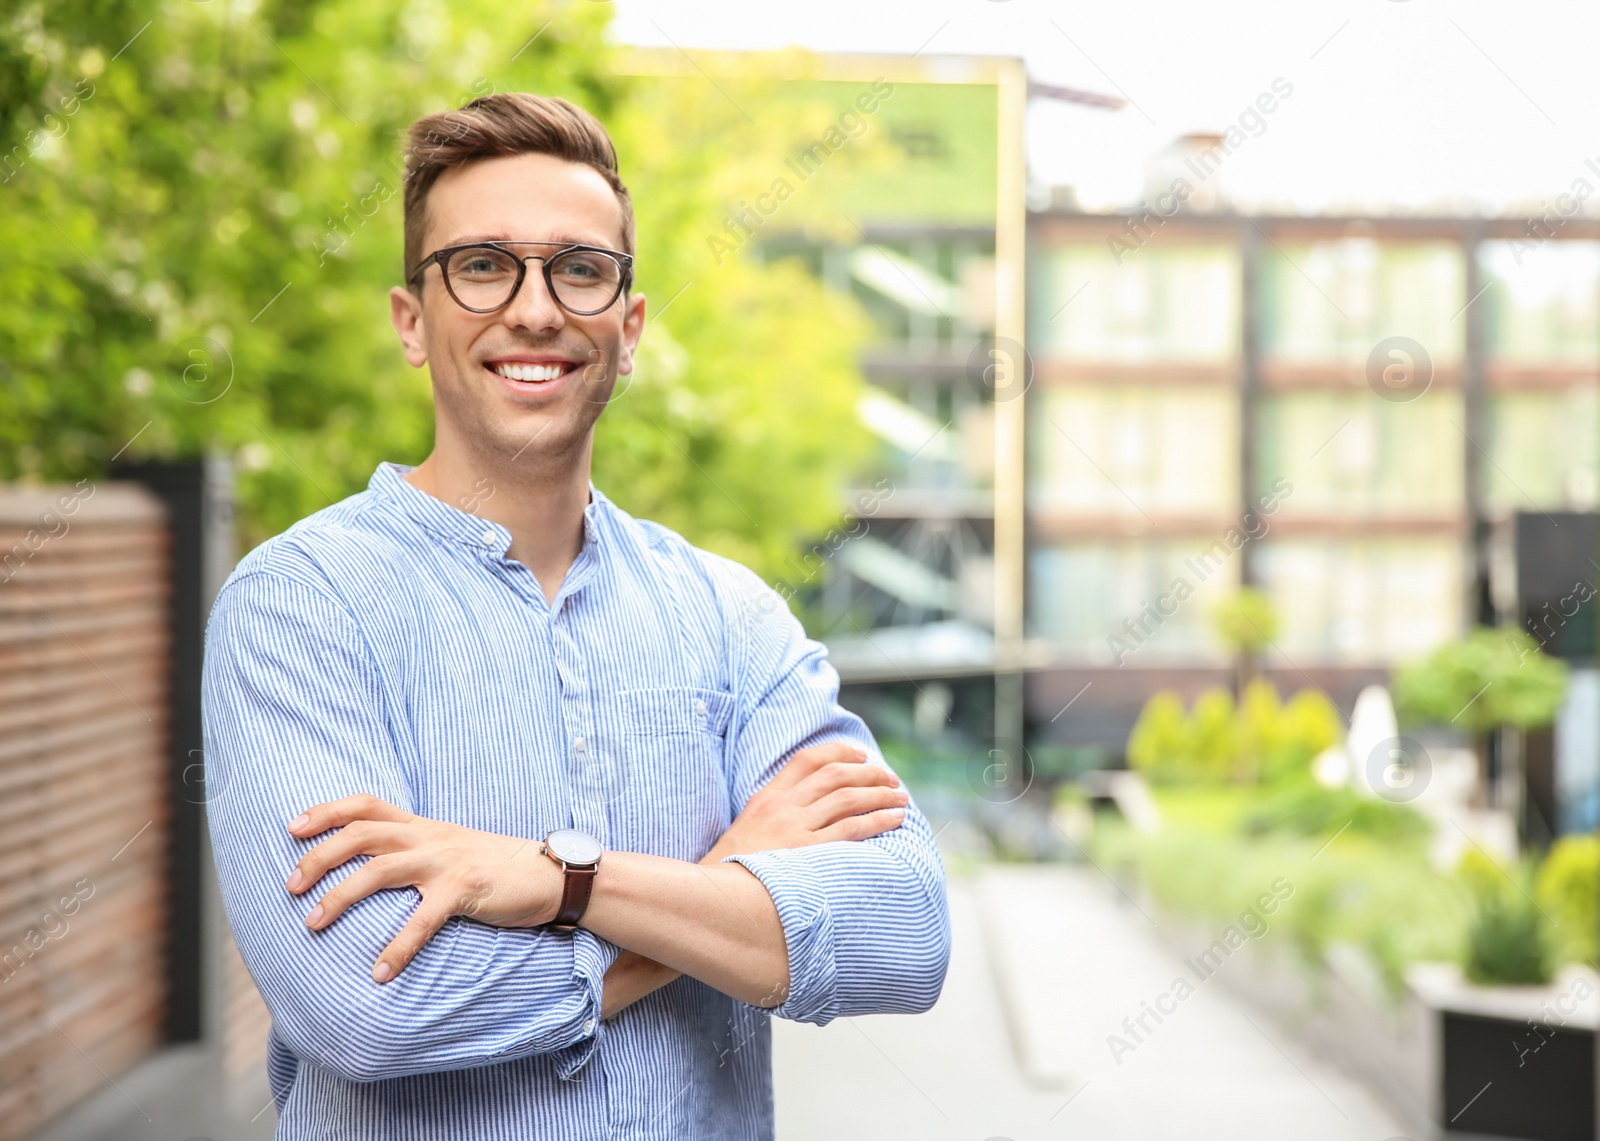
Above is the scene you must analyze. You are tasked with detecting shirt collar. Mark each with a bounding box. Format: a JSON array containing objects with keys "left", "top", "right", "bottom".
[{"left": 368, "top": 462, "right": 608, "bottom": 558}]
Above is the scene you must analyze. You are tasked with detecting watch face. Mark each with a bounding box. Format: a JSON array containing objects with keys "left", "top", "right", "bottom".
[{"left": 546, "top": 828, "right": 602, "bottom": 866}]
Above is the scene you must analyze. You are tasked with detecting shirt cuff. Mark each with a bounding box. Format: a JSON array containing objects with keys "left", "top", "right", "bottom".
[
  {"left": 556, "top": 929, "right": 621, "bottom": 1080},
  {"left": 722, "top": 849, "right": 839, "bottom": 1025}
]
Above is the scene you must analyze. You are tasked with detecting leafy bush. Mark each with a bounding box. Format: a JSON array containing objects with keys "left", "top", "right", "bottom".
[
  {"left": 1236, "top": 681, "right": 1343, "bottom": 783},
  {"left": 1094, "top": 793, "right": 1466, "bottom": 994},
  {"left": 1241, "top": 780, "right": 1429, "bottom": 841},
  {"left": 1395, "top": 629, "right": 1568, "bottom": 735},
  {"left": 1466, "top": 895, "right": 1552, "bottom": 985},
  {"left": 1535, "top": 834, "right": 1600, "bottom": 965},
  {"left": 1126, "top": 691, "right": 1194, "bottom": 784},
  {"left": 1128, "top": 682, "right": 1343, "bottom": 786},
  {"left": 1456, "top": 849, "right": 1553, "bottom": 985}
]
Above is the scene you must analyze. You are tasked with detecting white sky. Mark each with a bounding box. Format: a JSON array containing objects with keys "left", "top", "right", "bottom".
[{"left": 608, "top": 0, "right": 1600, "bottom": 217}]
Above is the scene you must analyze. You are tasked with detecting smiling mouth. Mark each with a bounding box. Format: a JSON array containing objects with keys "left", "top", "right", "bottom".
[{"left": 486, "top": 360, "right": 579, "bottom": 384}]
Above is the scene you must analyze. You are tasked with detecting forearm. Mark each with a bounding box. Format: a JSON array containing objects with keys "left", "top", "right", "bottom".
[
  {"left": 600, "top": 949, "right": 681, "bottom": 1019},
  {"left": 582, "top": 851, "right": 789, "bottom": 1009},
  {"left": 723, "top": 820, "right": 950, "bottom": 1025},
  {"left": 598, "top": 843, "right": 734, "bottom": 1018},
  {"left": 215, "top": 843, "right": 615, "bottom": 1082}
]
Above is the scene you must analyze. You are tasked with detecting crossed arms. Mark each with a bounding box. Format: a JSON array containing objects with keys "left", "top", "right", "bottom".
[
  {"left": 279, "top": 736, "right": 907, "bottom": 1010},
  {"left": 203, "top": 568, "right": 951, "bottom": 1084}
]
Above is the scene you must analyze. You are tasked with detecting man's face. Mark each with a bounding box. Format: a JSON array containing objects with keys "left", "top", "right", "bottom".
[{"left": 390, "top": 152, "right": 645, "bottom": 469}]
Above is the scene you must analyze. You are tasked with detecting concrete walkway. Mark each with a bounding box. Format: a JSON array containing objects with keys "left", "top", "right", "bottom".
[{"left": 774, "top": 865, "right": 1413, "bottom": 1141}]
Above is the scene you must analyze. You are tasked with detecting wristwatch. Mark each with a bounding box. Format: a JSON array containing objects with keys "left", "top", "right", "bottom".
[{"left": 540, "top": 828, "right": 603, "bottom": 931}]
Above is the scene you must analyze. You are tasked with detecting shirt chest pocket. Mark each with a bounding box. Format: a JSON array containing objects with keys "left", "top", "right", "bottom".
[{"left": 615, "top": 687, "right": 736, "bottom": 860}]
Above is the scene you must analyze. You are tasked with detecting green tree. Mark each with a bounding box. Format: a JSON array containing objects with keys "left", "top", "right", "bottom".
[
  {"left": 1208, "top": 587, "right": 1279, "bottom": 694},
  {"left": 596, "top": 64, "right": 875, "bottom": 577},
  {"left": 1394, "top": 628, "right": 1569, "bottom": 736},
  {"left": 1, "top": 1, "right": 870, "bottom": 583},
  {"left": 1534, "top": 833, "right": 1600, "bottom": 965},
  {"left": 1394, "top": 628, "right": 1568, "bottom": 800}
]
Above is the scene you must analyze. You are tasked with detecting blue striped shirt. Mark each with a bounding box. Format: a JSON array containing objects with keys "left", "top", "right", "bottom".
[{"left": 202, "top": 461, "right": 950, "bottom": 1140}]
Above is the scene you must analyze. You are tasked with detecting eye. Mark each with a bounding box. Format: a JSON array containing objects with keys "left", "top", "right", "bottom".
[
  {"left": 551, "top": 251, "right": 619, "bottom": 286},
  {"left": 447, "top": 247, "right": 518, "bottom": 280}
]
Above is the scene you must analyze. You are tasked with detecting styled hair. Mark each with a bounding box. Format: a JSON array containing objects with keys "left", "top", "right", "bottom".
[{"left": 401, "top": 93, "right": 634, "bottom": 284}]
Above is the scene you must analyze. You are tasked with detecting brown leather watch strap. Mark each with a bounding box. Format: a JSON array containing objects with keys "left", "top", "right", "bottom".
[{"left": 550, "top": 863, "right": 597, "bottom": 930}]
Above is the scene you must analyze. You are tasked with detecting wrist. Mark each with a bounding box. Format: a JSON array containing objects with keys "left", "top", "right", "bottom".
[{"left": 538, "top": 828, "right": 603, "bottom": 928}]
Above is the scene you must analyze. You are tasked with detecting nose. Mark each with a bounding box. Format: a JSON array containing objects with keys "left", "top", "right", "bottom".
[{"left": 499, "top": 257, "right": 566, "bottom": 334}]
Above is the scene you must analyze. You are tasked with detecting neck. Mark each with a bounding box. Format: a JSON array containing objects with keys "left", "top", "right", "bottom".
[{"left": 405, "top": 434, "right": 594, "bottom": 606}]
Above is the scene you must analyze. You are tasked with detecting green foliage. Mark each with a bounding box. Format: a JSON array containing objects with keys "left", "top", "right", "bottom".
[
  {"left": 1236, "top": 680, "right": 1343, "bottom": 783},
  {"left": 1455, "top": 847, "right": 1510, "bottom": 902},
  {"left": 1208, "top": 587, "right": 1280, "bottom": 654},
  {"left": 1188, "top": 689, "right": 1239, "bottom": 779},
  {"left": 595, "top": 66, "right": 875, "bottom": 578},
  {"left": 1128, "top": 682, "right": 1342, "bottom": 786},
  {"left": 1126, "top": 691, "right": 1191, "bottom": 782},
  {"left": 1127, "top": 688, "right": 1236, "bottom": 784},
  {"left": 1455, "top": 849, "right": 1553, "bottom": 985},
  {"left": 1394, "top": 628, "right": 1569, "bottom": 736},
  {"left": 1, "top": 1, "right": 871, "bottom": 582},
  {"left": 1241, "top": 779, "right": 1429, "bottom": 842},
  {"left": 1094, "top": 789, "right": 1467, "bottom": 994},
  {"left": 1465, "top": 895, "right": 1552, "bottom": 985},
  {"left": 1535, "top": 833, "right": 1600, "bottom": 966}
]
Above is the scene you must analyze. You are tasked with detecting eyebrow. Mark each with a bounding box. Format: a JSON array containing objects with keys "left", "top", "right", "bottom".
[{"left": 446, "top": 233, "right": 619, "bottom": 250}]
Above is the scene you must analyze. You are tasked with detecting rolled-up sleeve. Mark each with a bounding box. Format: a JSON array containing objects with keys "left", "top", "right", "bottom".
[
  {"left": 203, "top": 567, "right": 619, "bottom": 1084},
  {"left": 708, "top": 560, "right": 951, "bottom": 1026}
]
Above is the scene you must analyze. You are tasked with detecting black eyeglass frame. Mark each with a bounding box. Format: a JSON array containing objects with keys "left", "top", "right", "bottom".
[{"left": 406, "top": 240, "right": 635, "bottom": 316}]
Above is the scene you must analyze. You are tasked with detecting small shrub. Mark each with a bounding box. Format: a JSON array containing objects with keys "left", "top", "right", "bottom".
[
  {"left": 1128, "top": 682, "right": 1343, "bottom": 786},
  {"left": 1456, "top": 850, "right": 1553, "bottom": 985},
  {"left": 1466, "top": 894, "right": 1552, "bottom": 985},
  {"left": 1535, "top": 834, "right": 1600, "bottom": 965},
  {"left": 1127, "top": 691, "right": 1197, "bottom": 785},
  {"left": 1189, "top": 690, "right": 1238, "bottom": 782},
  {"left": 1241, "top": 780, "right": 1429, "bottom": 841}
]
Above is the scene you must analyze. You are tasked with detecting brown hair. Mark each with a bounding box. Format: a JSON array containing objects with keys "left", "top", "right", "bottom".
[{"left": 401, "top": 93, "right": 634, "bottom": 284}]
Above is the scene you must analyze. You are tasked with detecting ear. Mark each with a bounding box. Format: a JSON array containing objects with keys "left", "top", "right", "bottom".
[
  {"left": 390, "top": 286, "right": 429, "bottom": 368},
  {"left": 616, "top": 291, "right": 647, "bottom": 376}
]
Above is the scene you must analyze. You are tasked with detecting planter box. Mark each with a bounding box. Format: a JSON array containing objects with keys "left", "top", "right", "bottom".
[
  {"left": 1409, "top": 963, "right": 1599, "bottom": 1141},
  {"left": 1146, "top": 907, "right": 1600, "bottom": 1140}
]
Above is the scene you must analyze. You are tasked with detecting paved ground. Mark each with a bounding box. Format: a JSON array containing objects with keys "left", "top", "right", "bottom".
[{"left": 774, "top": 865, "right": 1415, "bottom": 1141}]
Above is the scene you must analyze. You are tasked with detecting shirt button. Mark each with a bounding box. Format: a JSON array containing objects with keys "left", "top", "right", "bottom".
[
  {"left": 574, "top": 736, "right": 586, "bottom": 754},
  {"left": 583, "top": 1017, "right": 596, "bottom": 1034},
  {"left": 695, "top": 699, "right": 708, "bottom": 717},
  {"left": 480, "top": 529, "right": 497, "bottom": 546}
]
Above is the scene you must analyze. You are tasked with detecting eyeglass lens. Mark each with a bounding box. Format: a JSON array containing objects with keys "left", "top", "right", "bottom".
[{"left": 443, "top": 246, "right": 623, "bottom": 313}]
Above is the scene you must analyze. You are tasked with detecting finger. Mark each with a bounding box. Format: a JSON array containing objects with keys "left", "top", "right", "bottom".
[
  {"left": 766, "top": 741, "right": 868, "bottom": 792},
  {"left": 287, "top": 821, "right": 413, "bottom": 895},
  {"left": 795, "top": 758, "right": 901, "bottom": 803},
  {"left": 818, "top": 806, "right": 906, "bottom": 844},
  {"left": 288, "top": 793, "right": 413, "bottom": 838},
  {"left": 304, "top": 854, "right": 421, "bottom": 930},
  {"left": 807, "top": 784, "right": 909, "bottom": 829},
  {"left": 372, "top": 901, "right": 455, "bottom": 984}
]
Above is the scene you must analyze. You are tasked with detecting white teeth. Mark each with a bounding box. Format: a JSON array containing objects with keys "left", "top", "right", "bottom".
[{"left": 491, "top": 362, "right": 567, "bottom": 382}]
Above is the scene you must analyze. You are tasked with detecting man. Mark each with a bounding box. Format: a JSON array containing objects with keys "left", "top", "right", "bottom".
[{"left": 202, "top": 92, "right": 950, "bottom": 1140}]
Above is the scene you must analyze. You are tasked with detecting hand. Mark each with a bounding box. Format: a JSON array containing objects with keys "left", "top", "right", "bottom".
[
  {"left": 702, "top": 740, "right": 909, "bottom": 864},
  {"left": 284, "top": 795, "right": 558, "bottom": 983},
  {"left": 603, "top": 741, "right": 909, "bottom": 1019}
]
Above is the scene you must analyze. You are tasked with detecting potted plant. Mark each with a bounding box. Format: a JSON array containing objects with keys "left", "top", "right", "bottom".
[
  {"left": 1393, "top": 628, "right": 1568, "bottom": 811},
  {"left": 1406, "top": 845, "right": 1599, "bottom": 1140}
]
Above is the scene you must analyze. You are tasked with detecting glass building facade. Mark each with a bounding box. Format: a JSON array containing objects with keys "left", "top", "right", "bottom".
[{"left": 1026, "top": 215, "right": 1599, "bottom": 748}]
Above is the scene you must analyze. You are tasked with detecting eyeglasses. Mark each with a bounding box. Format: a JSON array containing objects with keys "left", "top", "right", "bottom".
[{"left": 407, "top": 240, "right": 634, "bottom": 316}]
